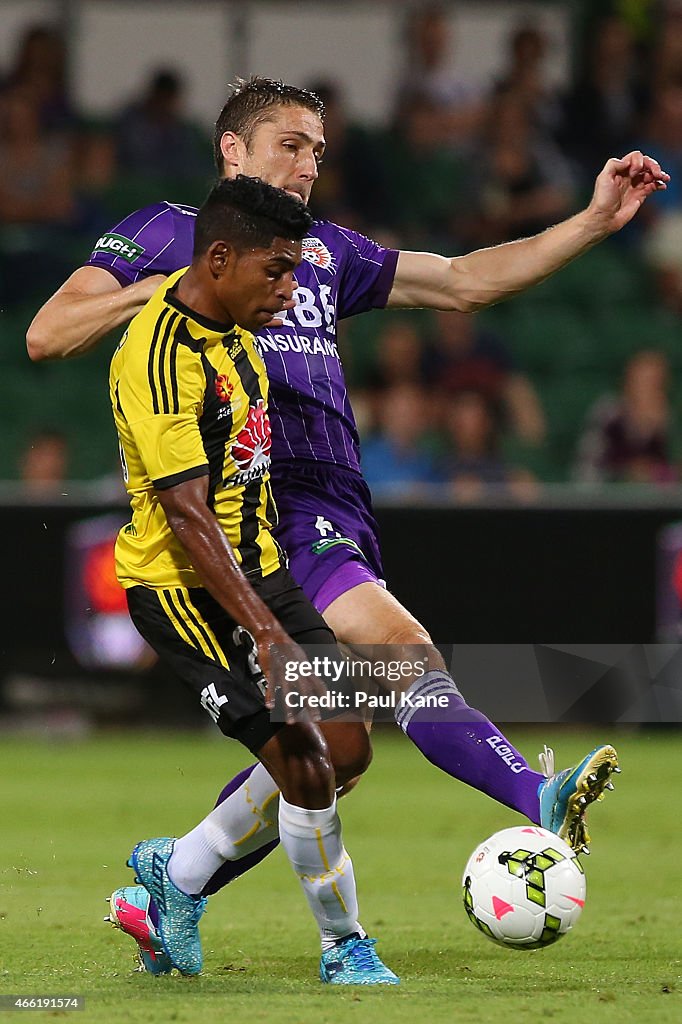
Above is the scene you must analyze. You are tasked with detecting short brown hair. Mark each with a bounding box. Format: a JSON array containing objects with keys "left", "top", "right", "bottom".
[{"left": 213, "top": 76, "right": 325, "bottom": 173}]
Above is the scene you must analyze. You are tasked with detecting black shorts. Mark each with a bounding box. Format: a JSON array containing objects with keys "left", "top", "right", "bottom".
[{"left": 126, "top": 566, "right": 336, "bottom": 754}]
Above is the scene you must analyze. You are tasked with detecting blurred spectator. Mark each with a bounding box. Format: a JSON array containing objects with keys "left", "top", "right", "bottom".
[
  {"left": 0, "top": 24, "right": 113, "bottom": 225},
  {"left": 424, "top": 310, "right": 546, "bottom": 446},
  {"left": 305, "top": 80, "right": 392, "bottom": 232},
  {"left": 637, "top": 78, "right": 682, "bottom": 303},
  {"left": 559, "top": 16, "right": 648, "bottom": 182},
  {"left": 472, "top": 93, "right": 574, "bottom": 245},
  {"left": 574, "top": 350, "right": 680, "bottom": 484},
  {"left": 0, "top": 89, "right": 75, "bottom": 226},
  {"left": 632, "top": 56, "right": 682, "bottom": 296},
  {"left": 643, "top": 207, "right": 682, "bottom": 312},
  {"left": 114, "top": 69, "right": 211, "bottom": 183},
  {"left": 0, "top": 24, "right": 76, "bottom": 135},
  {"left": 652, "top": 6, "right": 682, "bottom": 93},
  {"left": 19, "top": 428, "right": 69, "bottom": 494},
  {"left": 361, "top": 383, "right": 443, "bottom": 497},
  {"left": 362, "top": 319, "right": 428, "bottom": 432},
  {"left": 639, "top": 76, "right": 682, "bottom": 214},
  {"left": 441, "top": 390, "right": 538, "bottom": 502},
  {"left": 387, "top": 96, "right": 475, "bottom": 249},
  {"left": 367, "top": 320, "right": 425, "bottom": 390},
  {"left": 0, "top": 88, "right": 78, "bottom": 302},
  {"left": 393, "top": 4, "right": 487, "bottom": 150},
  {"left": 494, "top": 24, "right": 560, "bottom": 137}
]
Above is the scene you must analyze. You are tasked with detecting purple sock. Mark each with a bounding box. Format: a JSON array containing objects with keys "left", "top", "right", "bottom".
[
  {"left": 213, "top": 764, "right": 260, "bottom": 809},
  {"left": 148, "top": 894, "right": 160, "bottom": 930},
  {"left": 396, "top": 672, "right": 543, "bottom": 822}
]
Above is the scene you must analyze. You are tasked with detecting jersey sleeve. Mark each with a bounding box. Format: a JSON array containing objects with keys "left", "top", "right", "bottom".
[
  {"left": 334, "top": 225, "right": 399, "bottom": 320},
  {"left": 120, "top": 336, "right": 208, "bottom": 490},
  {"left": 85, "top": 203, "right": 197, "bottom": 286}
]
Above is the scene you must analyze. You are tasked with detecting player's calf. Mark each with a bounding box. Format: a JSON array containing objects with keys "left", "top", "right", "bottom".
[{"left": 260, "top": 725, "right": 399, "bottom": 982}]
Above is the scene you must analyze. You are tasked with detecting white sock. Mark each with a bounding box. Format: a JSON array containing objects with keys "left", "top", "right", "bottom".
[
  {"left": 278, "top": 795, "right": 363, "bottom": 950},
  {"left": 167, "top": 763, "right": 280, "bottom": 895}
]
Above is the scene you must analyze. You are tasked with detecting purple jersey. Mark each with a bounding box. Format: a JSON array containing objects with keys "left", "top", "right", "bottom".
[{"left": 87, "top": 203, "right": 398, "bottom": 473}]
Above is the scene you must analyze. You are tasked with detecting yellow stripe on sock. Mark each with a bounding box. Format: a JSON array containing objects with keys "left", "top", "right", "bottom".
[
  {"left": 315, "top": 828, "right": 332, "bottom": 872},
  {"left": 331, "top": 881, "right": 348, "bottom": 914},
  {"left": 233, "top": 821, "right": 261, "bottom": 847},
  {"left": 261, "top": 790, "right": 279, "bottom": 817}
]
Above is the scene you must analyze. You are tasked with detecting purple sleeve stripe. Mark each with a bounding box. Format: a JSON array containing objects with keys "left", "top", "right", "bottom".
[
  {"left": 370, "top": 249, "right": 399, "bottom": 308},
  {"left": 143, "top": 236, "right": 174, "bottom": 271},
  {"left": 85, "top": 260, "right": 137, "bottom": 287}
]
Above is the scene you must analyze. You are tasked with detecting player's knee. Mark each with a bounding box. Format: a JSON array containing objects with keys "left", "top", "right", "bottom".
[
  {"left": 281, "top": 727, "right": 336, "bottom": 806},
  {"left": 333, "top": 731, "right": 373, "bottom": 787},
  {"left": 381, "top": 613, "right": 433, "bottom": 647},
  {"left": 377, "top": 614, "right": 447, "bottom": 686},
  {"left": 260, "top": 721, "right": 336, "bottom": 806},
  {"left": 292, "top": 751, "right": 335, "bottom": 806}
]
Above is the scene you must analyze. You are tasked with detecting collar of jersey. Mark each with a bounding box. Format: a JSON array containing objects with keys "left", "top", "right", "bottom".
[{"left": 165, "top": 283, "right": 237, "bottom": 337}]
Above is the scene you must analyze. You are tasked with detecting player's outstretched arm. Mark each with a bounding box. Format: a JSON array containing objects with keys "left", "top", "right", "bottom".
[
  {"left": 387, "top": 151, "right": 669, "bottom": 312},
  {"left": 26, "top": 266, "right": 166, "bottom": 361},
  {"left": 158, "top": 475, "right": 324, "bottom": 722}
]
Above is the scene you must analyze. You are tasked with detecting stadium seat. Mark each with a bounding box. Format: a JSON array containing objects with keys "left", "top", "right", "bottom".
[
  {"left": 100, "top": 176, "right": 210, "bottom": 222},
  {"left": 0, "top": 360, "right": 117, "bottom": 480},
  {"left": 499, "top": 436, "right": 563, "bottom": 483},
  {"left": 0, "top": 306, "right": 35, "bottom": 366},
  {"left": 540, "top": 372, "right": 612, "bottom": 468},
  {"left": 542, "top": 244, "right": 654, "bottom": 308},
  {"left": 504, "top": 304, "right": 595, "bottom": 376},
  {"left": 591, "top": 305, "right": 682, "bottom": 369}
]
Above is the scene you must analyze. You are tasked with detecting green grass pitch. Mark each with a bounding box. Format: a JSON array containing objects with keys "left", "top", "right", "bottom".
[{"left": 0, "top": 727, "right": 679, "bottom": 1024}]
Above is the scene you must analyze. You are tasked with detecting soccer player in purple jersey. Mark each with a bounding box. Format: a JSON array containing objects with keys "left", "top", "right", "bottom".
[{"left": 29, "top": 79, "right": 657, "bottom": 972}]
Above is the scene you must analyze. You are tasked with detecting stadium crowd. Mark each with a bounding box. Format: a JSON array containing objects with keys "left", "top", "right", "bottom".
[{"left": 3, "top": 5, "right": 682, "bottom": 496}]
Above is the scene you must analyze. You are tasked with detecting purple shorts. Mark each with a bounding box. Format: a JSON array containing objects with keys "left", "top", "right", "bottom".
[{"left": 270, "top": 461, "right": 385, "bottom": 613}]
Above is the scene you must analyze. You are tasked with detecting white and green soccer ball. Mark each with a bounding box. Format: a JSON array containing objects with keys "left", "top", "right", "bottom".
[{"left": 462, "top": 826, "right": 586, "bottom": 949}]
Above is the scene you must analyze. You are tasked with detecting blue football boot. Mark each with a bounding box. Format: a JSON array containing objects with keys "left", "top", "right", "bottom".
[
  {"left": 105, "top": 885, "right": 172, "bottom": 975},
  {"left": 320, "top": 935, "right": 399, "bottom": 985},
  {"left": 128, "top": 837, "right": 207, "bottom": 975},
  {"left": 538, "top": 744, "right": 620, "bottom": 854}
]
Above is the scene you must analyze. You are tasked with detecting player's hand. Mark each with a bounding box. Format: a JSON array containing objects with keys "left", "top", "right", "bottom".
[
  {"left": 256, "top": 626, "right": 326, "bottom": 724},
  {"left": 587, "top": 151, "right": 670, "bottom": 234}
]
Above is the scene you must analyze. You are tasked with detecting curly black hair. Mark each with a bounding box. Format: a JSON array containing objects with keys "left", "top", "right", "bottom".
[{"left": 193, "top": 174, "right": 312, "bottom": 257}]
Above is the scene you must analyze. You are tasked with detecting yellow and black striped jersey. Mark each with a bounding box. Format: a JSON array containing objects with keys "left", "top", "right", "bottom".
[{"left": 110, "top": 268, "right": 284, "bottom": 590}]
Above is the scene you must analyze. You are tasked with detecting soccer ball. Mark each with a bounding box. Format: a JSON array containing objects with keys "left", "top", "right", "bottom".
[{"left": 462, "top": 826, "right": 586, "bottom": 949}]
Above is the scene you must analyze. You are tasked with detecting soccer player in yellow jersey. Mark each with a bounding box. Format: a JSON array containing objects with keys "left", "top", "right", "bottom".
[{"left": 110, "top": 175, "right": 398, "bottom": 984}]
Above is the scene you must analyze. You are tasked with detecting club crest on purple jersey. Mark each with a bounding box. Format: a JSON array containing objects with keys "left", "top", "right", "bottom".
[{"left": 301, "top": 236, "right": 336, "bottom": 272}]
